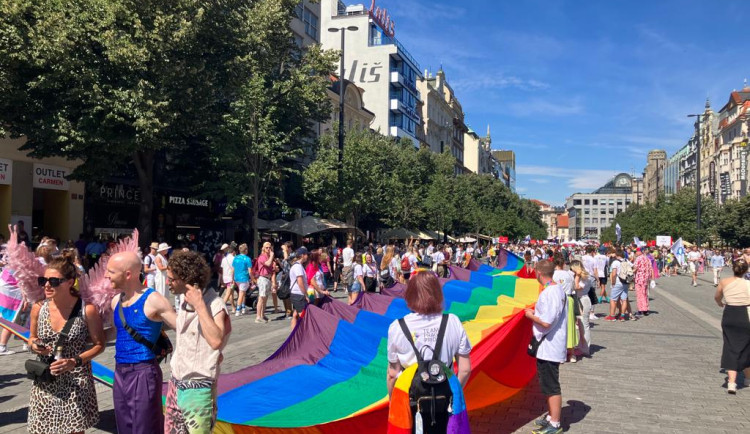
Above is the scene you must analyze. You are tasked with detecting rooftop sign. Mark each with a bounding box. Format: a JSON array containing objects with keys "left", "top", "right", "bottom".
[{"left": 369, "top": 0, "right": 395, "bottom": 37}]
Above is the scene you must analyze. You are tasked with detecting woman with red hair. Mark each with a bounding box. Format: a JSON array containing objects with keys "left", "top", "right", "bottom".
[{"left": 386, "top": 271, "right": 472, "bottom": 395}]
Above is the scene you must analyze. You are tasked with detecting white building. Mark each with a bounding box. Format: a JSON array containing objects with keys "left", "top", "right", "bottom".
[
  {"left": 319, "top": 0, "right": 422, "bottom": 144},
  {"left": 566, "top": 173, "right": 640, "bottom": 240},
  {"left": 464, "top": 126, "right": 493, "bottom": 175}
]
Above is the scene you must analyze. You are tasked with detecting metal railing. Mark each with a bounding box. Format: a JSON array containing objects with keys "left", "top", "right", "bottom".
[{"left": 370, "top": 34, "right": 421, "bottom": 72}]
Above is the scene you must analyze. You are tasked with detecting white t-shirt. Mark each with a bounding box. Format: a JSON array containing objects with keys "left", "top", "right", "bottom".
[
  {"left": 426, "top": 245, "right": 435, "bottom": 255},
  {"left": 594, "top": 254, "right": 608, "bottom": 278},
  {"left": 582, "top": 255, "right": 596, "bottom": 277},
  {"left": 143, "top": 253, "right": 157, "bottom": 286},
  {"left": 387, "top": 313, "right": 471, "bottom": 368},
  {"left": 389, "top": 257, "right": 400, "bottom": 280},
  {"left": 353, "top": 263, "right": 363, "bottom": 279},
  {"left": 453, "top": 249, "right": 463, "bottom": 264},
  {"left": 289, "top": 262, "right": 307, "bottom": 296},
  {"left": 688, "top": 251, "right": 701, "bottom": 263},
  {"left": 434, "top": 251, "right": 445, "bottom": 265},
  {"left": 312, "top": 269, "right": 325, "bottom": 298},
  {"left": 221, "top": 253, "right": 235, "bottom": 284},
  {"left": 343, "top": 247, "right": 355, "bottom": 267},
  {"left": 553, "top": 269, "right": 575, "bottom": 296},
  {"left": 610, "top": 259, "right": 625, "bottom": 287},
  {"left": 576, "top": 275, "right": 593, "bottom": 299},
  {"left": 533, "top": 283, "right": 568, "bottom": 363},
  {"left": 363, "top": 263, "right": 378, "bottom": 278},
  {"left": 408, "top": 254, "right": 418, "bottom": 271}
]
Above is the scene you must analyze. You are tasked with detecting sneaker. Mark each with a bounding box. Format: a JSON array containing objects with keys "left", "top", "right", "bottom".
[
  {"left": 532, "top": 424, "right": 562, "bottom": 434},
  {"left": 22, "top": 343, "right": 28, "bottom": 352},
  {"left": 569, "top": 355, "right": 577, "bottom": 363},
  {"left": 241, "top": 308, "right": 247, "bottom": 315},
  {"left": 254, "top": 317, "right": 264, "bottom": 323},
  {"left": 618, "top": 314, "right": 626, "bottom": 322},
  {"left": 235, "top": 309, "right": 241, "bottom": 317},
  {"left": 598, "top": 296, "right": 603, "bottom": 303},
  {"left": 728, "top": 382, "right": 737, "bottom": 394},
  {"left": 0, "top": 345, "right": 15, "bottom": 356},
  {"left": 604, "top": 315, "right": 617, "bottom": 321},
  {"left": 629, "top": 314, "right": 638, "bottom": 321},
  {"left": 533, "top": 416, "right": 550, "bottom": 428},
  {"left": 589, "top": 313, "right": 598, "bottom": 321}
]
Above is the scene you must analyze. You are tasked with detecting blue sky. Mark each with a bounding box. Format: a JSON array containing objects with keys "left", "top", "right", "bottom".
[{"left": 373, "top": 0, "right": 750, "bottom": 205}]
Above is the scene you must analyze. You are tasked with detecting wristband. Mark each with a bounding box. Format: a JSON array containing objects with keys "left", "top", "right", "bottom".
[{"left": 74, "top": 356, "right": 83, "bottom": 367}]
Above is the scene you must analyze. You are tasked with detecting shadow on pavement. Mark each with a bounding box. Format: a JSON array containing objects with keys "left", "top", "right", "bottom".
[
  {"left": 0, "top": 372, "right": 25, "bottom": 387},
  {"left": 470, "top": 382, "right": 547, "bottom": 434},
  {"left": 588, "top": 344, "right": 606, "bottom": 356},
  {"left": 561, "top": 399, "right": 591, "bottom": 431},
  {"left": 0, "top": 405, "right": 27, "bottom": 425}
]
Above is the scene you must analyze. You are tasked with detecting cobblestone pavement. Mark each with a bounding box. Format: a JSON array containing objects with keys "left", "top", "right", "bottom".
[{"left": 1, "top": 270, "right": 749, "bottom": 433}]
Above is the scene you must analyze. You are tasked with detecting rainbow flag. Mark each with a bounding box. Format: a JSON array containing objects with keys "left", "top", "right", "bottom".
[
  {"left": 212, "top": 249, "right": 540, "bottom": 433},
  {"left": 0, "top": 269, "right": 23, "bottom": 322}
]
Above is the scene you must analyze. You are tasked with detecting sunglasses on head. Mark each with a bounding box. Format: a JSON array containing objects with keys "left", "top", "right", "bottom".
[{"left": 38, "top": 277, "right": 69, "bottom": 288}]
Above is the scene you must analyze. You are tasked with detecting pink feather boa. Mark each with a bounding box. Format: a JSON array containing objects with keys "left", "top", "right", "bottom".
[{"left": 5, "top": 224, "right": 45, "bottom": 303}]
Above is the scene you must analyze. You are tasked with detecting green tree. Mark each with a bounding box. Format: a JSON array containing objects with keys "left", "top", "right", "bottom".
[
  {"left": 0, "top": 0, "right": 236, "bottom": 243},
  {"left": 716, "top": 196, "right": 750, "bottom": 247},
  {"left": 205, "top": 0, "right": 337, "bottom": 254},
  {"left": 303, "top": 128, "right": 394, "bottom": 231}
]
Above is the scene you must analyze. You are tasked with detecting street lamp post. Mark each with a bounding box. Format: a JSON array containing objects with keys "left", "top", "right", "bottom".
[
  {"left": 328, "top": 26, "right": 358, "bottom": 184},
  {"left": 688, "top": 113, "right": 703, "bottom": 247}
]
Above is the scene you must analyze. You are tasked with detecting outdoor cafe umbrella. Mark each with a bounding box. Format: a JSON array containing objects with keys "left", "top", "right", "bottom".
[{"left": 277, "top": 216, "right": 360, "bottom": 237}]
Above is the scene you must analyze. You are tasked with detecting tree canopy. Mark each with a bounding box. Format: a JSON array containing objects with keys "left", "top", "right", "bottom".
[{"left": 304, "top": 129, "right": 547, "bottom": 240}]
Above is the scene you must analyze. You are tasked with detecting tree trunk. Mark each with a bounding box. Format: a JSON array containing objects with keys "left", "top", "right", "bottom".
[
  {"left": 133, "top": 150, "right": 154, "bottom": 248},
  {"left": 252, "top": 187, "right": 260, "bottom": 258}
]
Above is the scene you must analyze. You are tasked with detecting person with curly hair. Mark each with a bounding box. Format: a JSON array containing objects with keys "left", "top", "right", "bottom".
[{"left": 166, "top": 250, "right": 231, "bottom": 433}]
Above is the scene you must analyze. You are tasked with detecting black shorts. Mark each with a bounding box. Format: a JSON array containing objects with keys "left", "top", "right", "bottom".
[
  {"left": 537, "top": 359, "right": 561, "bottom": 396},
  {"left": 598, "top": 277, "right": 607, "bottom": 285},
  {"left": 290, "top": 294, "right": 307, "bottom": 313}
]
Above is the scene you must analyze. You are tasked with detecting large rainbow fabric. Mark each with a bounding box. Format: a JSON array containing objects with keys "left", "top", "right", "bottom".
[{"left": 213, "top": 250, "right": 540, "bottom": 433}]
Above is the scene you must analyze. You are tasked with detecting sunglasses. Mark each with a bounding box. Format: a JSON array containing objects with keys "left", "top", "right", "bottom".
[{"left": 38, "top": 277, "right": 69, "bottom": 288}]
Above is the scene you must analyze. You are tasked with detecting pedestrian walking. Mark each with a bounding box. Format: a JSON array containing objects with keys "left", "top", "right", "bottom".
[
  {"left": 165, "top": 250, "right": 230, "bottom": 433},
  {"left": 143, "top": 242, "right": 158, "bottom": 289},
  {"left": 569, "top": 260, "right": 591, "bottom": 358},
  {"left": 232, "top": 244, "right": 253, "bottom": 317},
  {"left": 289, "top": 247, "right": 310, "bottom": 329},
  {"left": 254, "top": 242, "right": 275, "bottom": 323},
  {"left": 107, "top": 252, "right": 176, "bottom": 434},
  {"left": 154, "top": 243, "right": 170, "bottom": 298},
  {"left": 714, "top": 259, "right": 750, "bottom": 394},
  {"left": 633, "top": 248, "right": 653, "bottom": 316},
  {"left": 688, "top": 246, "right": 701, "bottom": 286},
  {"left": 526, "top": 260, "right": 567, "bottom": 434},
  {"left": 711, "top": 250, "right": 725, "bottom": 286}
]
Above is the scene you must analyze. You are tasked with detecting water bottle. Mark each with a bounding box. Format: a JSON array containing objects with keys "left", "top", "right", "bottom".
[{"left": 54, "top": 345, "right": 63, "bottom": 361}]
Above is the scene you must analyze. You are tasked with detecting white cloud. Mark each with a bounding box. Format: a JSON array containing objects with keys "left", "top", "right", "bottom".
[
  {"left": 516, "top": 165, "right": 620, "bottom": 191},
  {"left": 452, "top": 75, "right": 550, "bottom": 93},
  {"left": 507, "top": 97, "right": 584, "bottom": 117}
]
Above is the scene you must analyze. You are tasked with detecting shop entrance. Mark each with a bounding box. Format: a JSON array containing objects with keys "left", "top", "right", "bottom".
[{"left": 32, "top": 188, "right": 69, "bottom": 241}]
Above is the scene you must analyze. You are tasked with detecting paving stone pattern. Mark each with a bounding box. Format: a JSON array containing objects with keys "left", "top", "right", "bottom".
[{"left": 1, "top": 271, "right": 749, "bottom": 433}]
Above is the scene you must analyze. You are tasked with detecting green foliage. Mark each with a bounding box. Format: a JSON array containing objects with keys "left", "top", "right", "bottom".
[
  {"left": 600, "top": 189, "right": 719, "bottom": 245},
  {"left": 716, "top": 195, "right": 750, "bottom": 247},
  {"left": 304, "top": 130, "right": 547, "bottom": 239}
]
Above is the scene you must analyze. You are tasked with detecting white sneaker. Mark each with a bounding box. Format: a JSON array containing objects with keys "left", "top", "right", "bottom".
[
  {"left": 235, "top": 309, "right": 241, "bottom": 317},
  {"left": 728, "top": 382, "right": 737, "bottom": 394},
  {"left": 22, "top": 343, "right": 28, "bottom": 352},
  {"left": 0, "top": 345, "right": 15, "bottom": 356},
  {"left": 242, "top": 308, "right": 247, "bottom": 315},
  {"left": 589, "top": 314, "right": 598, "bottom": 321}
]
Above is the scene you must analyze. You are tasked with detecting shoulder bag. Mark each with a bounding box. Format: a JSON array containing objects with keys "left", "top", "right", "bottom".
[
  {"left": 26, "top": 298, "right": 82, "bottom": 383},
  {"left": 118, "top": 293, "right": 173, "bottom": 363}
]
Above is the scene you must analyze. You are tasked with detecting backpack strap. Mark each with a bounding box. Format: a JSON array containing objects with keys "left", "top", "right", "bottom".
[
  {"left": 398, "top": 318, "right": 423, "bottom": 363},
  {"left": 431, "top": 314, "right": 450, "bottom": 362},
  {"left": 56, "top": 297, "right": 83, "bottom": 348}
]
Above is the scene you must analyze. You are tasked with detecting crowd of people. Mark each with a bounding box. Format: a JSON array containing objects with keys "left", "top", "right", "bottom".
[{"left": 2, "top": 226, "right": 750, "bottom": 434}]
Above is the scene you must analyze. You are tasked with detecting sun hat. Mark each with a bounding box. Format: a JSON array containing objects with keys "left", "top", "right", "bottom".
[
  {"left": 220, "top": 243, "right": 230, "bottom": 251},
  {"left": 150, "top": 242, "right": 159, "bottom": 250},
  {"left": 157, "top": 242, "right": 171, "bottom": 252}
]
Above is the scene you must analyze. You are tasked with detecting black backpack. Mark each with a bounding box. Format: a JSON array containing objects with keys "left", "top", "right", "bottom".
[
  {"left": 422, "top": 253, "right": 433, "bottom": 267},
  {"left": 398, "top": 314, "right": 453, "bottom": 432},
  {"left": 276, "top": 259, "right": 292, "bottom": 300},
  {"left": 379, "top": 267, "right": 395, "bottom": 289}
]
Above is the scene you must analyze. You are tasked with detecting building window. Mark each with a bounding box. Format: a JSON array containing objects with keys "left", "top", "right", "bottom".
[
  {"left": 592, "top": 199, "right": 598, "bottom": 205},
  {"left": 584, "top": 199, "right": 590, "bottom": 205},
  {"left": 573, "top": 199, "right": 582, "bottom": 205},
  {"left": 295, "top": 2, "right": 303, "bottom": 18},
  {"left": 303, "top": 7, "right": 318, "bottom": 39}
]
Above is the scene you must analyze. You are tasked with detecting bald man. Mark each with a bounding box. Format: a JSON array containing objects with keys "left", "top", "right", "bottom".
[{"left": 106, "top": 252, "right": 176, "bottom": 434}]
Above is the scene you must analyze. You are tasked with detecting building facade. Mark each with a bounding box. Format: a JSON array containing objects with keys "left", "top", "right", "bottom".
[
  {"left": 492, "top": 150, "right": 516, "bottom": 192},
  {"left": 463, "top": 126, "right": 493, "bottom": 175},
  {"left": 643, "top": 149, "right": 667, "bottom": 203},
  {"left": 715, "top": 87, "right": 750, "bottom": 202},
  {"left": 664, "top": 144, "right": 688, "bottom": 196},
  {"left": 417, "top": 69, "right": 467, "bottom": 173},
  {"left": 566, "top": 173, "right": 640, "bottom": 240},
  {"left": 556, "top": 213, "right": 569, "bottom": 242},
  {"left": 0, "top": 138, "right": 85, "bottom": 241},
  {"left": 292, "top": 0, "right": 321, "bottom": 47},
  {"left": 320, "top": 76, "right": 375, "bottom": 135},
  {"left": 320, "top": 0, "right": 423, "bottom": 144}
]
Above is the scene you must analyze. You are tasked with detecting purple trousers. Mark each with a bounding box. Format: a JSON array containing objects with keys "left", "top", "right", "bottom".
[{"left": 114, "top": 360, "right": 164, "bottom": 434}]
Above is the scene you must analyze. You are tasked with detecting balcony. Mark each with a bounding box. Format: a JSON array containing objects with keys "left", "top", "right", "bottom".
[{"left": 370, "top": 34, "right": 421, "bottom": 72}]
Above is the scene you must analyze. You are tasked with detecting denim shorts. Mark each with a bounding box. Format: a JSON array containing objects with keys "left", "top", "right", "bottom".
[
  {"left": 351, "top": 281, "right": 362, "bottom": 293},
  {"left": 611, "top": 282, "right": 628, "bottom": 301}
]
